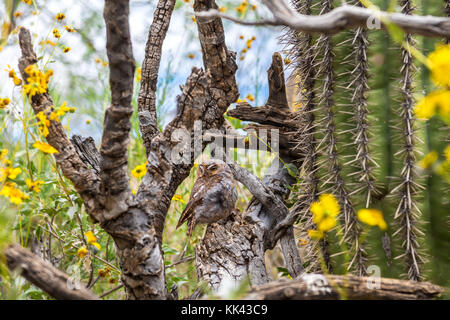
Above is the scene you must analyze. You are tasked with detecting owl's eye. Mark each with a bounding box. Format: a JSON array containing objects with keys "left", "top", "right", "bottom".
[{"left": 208, "top": 164, "right": 218, "bottom": 171}]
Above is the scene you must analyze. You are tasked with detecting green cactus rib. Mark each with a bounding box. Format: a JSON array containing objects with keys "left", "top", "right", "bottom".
[
  {"left": 390, "top": 0, "right": 425, "bottom": 282},
  {"left": 282, "top": 0, "right": 325, "bottom": 273}
]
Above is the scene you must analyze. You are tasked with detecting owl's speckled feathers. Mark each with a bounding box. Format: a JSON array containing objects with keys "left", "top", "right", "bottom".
[{"left": 176, "top": 159, "right": 237, "bottom": 237}]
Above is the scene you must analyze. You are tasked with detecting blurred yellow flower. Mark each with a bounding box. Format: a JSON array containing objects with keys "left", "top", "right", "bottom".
[
  {"left": 0, "top": 182, "right": 29, "bottom": 205},
  {"left": 85, "top": 231, "right": 97, "bottom": 244},
  {"left": 64, "top": 25, "right": 76, "bottom": 33},
  {"left": 7, "top": 66, "right": 22, "bottom": 86},
  {"left": 246, "top": 93, "right": 255, "bottom": 102},
  {"left": 308, "top": 229, "right": 324, "bottom": 240},
  {"left": 77, "top": 246, "right": 88, "bottom": 258},
  {"left": 36, "top": 111, "right": 50, "bottom": 137},
  {"left": 33, "top": 141, "right": 58, "bottom": 154},
  {"left": 309, "top": 194, "right": 340, "bottom": 237},
  {"left": 53, "top": 28, "right": 61, "bottom": 38},
  {"left": 0, "top": 97, "right": 10, "bottom": 109},
  {"left": 26, "top": 178, "right": 44, "bottom": 193},
  {"left": 357, "top": 208, "right": 387, "bottom": 230},
  {"left": 419, "top": 151, "right": 438, "bottom": 169},
  {"left": 55, "top": 13, "right": 65, "bottom": 22},
  {"left": 428, "top": 44, "right": 450, "bottom": 87},
  {"left": 0, "top": 167, "right": 21, "bottom": 181},
  {"left": 136, "top": 67, "right": 141, "bottom": 81},
  {"left": 172, "top": 194, "right": 186, "bottom": 204},
  {"left": 63, "top": 47, "right": 70, "bottom": 53},
  {"left": 415, "top": 90, "right": 450, "bottom": 122},
  {"left": 131, "top": 164, "right": 147, "bottom": 179}
]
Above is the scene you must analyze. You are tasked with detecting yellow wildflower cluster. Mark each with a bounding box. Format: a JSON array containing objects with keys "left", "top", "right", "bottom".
[
  {"left": 23, "top": 64, "right": 53, "bottom": 98},
  {"left": 357, "top": 209, "right": 387, "bottom": 230},
  {"left": 26, "top": 178, "right": 44, "bottom": 193},
  {"left": 0, "top": 150, "right": 28, "bottom": 205},
  {"left": 7, "top": 66, "right": 22, "bottom": 86},
  {"left": 39, "top": 39, "right": 56, "bottom": 47},
  {"left": 235, "top": 1, "right": 257, "bottom": 15},
  {"left": 172, "top": 194, "right": 186, "bottom": 204},
  {"left": 0, "top": 97, "right": 10, "bottom": 109},
  {"left": 77, "top": 246, "right": 88, "bottom": 259},
  {"left": 0, "top": 182, "right": 29, "bottom": 205},
  {"left": 36, "top": 111, "right": 50, "bottom": 137},
  {"left": 64, "top": 25, "right": 76, "bottom": 33},
  {"left": 33, "top": 141, "right": 58, "bottom": 154},
  {"left": 48, "top": 102, "right": 76, "bottom": 122},
  {"left": 85, "top": 231, "right": 101, "bottom": 250},
  {"left": 131, "top": 163, "right": 147, "bottom": 179},
  {"left": 414, "top": 45, "right": 450, "bottom": 123},
  {"left": 53, "top": 28, "right": 61, "bottom": 39},
  {"left": 239, "top": 36, "right": 256, "bottom": 61},
  {"left": 308, "top": 193, "right": 340, "bottom": 240}
]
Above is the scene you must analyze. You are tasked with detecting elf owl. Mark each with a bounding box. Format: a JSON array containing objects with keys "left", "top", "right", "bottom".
[{"left": 176, "top": 159, "right": 237, "bottom": 237}]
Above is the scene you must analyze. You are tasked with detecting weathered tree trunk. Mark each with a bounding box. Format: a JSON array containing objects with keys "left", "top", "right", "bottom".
[{"left": 195, "top": 53, "right": 305, "bottom": 291}]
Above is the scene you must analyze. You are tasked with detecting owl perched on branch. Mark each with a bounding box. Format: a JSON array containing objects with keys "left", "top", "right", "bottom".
[{"left": 176, "top": 159, "right": 237, "bottom": 237}]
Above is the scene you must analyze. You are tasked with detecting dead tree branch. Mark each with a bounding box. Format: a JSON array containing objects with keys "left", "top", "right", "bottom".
[
  {"left": 246, "top": 274, "right": 445, "bottom": 300},
  {"left": 5, "top": 244, "right": 99, "bottom": 300},
  {"left": 138, "top": 0, "right": 176, "bottom": 153},
  {"left": 196, "top": 1, "right": 450, "bottom": 38},
  {"left": 99, "top": 0, "right": 136, "bottom": 220}
]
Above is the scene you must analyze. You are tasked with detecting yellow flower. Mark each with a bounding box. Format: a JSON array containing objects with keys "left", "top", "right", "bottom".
[
  {"left": 428, "top": 44, "right": 450, "bottom": 87},
  {"left": 357, "top": 208, "right": 387, "bottom": 230},
  {"left": 188, "top": 53, "right": 195, "bottom": 59},
  {"left": 22, "top": 0, "right": 32, "bottom": 5},
  {"left": 85, "top": 231, "right": 97, "bottom": 244},
  {"left": 7, "top": 66, "right": 22, "bottom": 86},
  {"left": 33, "top": 141, "right": 58, "bottom": 154},
  {"left": 419, "top": 151, "right": 438, "bottom": 169},
  {"left": 0, "top": 149, "right": 8, "bottom": 159},
  {"left": 136, "top": 67, "right": 141, "bottom": 81},
  {"left": 191, "top": 16, "right": 197, "bottom": 23},
  {"left": 444, "top": 145, "right": 450, "bottom": 162},
  {"left": 77, "top": 246, "right": 88, "bottom": 259},
  {"left": 246, "top": 94, "right": 255, "bottom": 102},
  {"left": 64, "top": 25, "right": 76, "bottom": 32},
  {"left": 62, "top": 47, "right": 70, "bottom": 53},
  {"left": 131, "top": 164, "right": 147, "bottom": 179},
  {"left": 0, "top": 182, "right": 29, "bottom": 205},
  {"left": 55, "top": 13, "right": 65, "bottom": 22},
  {"left": 23, "top": 65, "right": 53, "bottom": 98},
  {"left": 172, "top": 194, "right": 186, "bottom": 204},
  {"left": 219, "top": 7, "right": 227, "bottom": 12},
  {"left": 0, "top": 97, "right": 10, "bottom": 109},
  {"left": 309, "top": 193, "right": 340, "bottom": 234},
  {"left": 53, "top": 28, "right": 61, "bottom": 38},
  {"left": 36, "top": 111, "right": 50, "bottom": 137},
  {"left": 284, "top": 58, "right": 291, "bottom": 65},
  {"left": 26, "top": 178, "right": 44, "bottom": 193},
  {"left": 0, "top": 167, "right": 21, "bottom": 181},
  {"left": 308, "top": 229, "right": 324, "bottom": 240},
  {"left": 98, "top": 268, "right": 111, "bottom": 278},
  {"left": 13, "top": 11, "right": 23, "bottom": 18},
  {"left": 415, "top": 90, "right": 450, "bottom": 122}
]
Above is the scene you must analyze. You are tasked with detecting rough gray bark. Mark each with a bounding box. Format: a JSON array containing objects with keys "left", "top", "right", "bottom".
[
  {"left": 246, "top": 274, "right": 444, "bottom": 300},
  {"left": 5, "top": 244, "right": 99, "bottom": 300},
  {"left": 138, "top": 0, "right": 176, "bottom": 153},
  {"left": 195, "top": 53, "right": 304, "bottom": 291}
]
